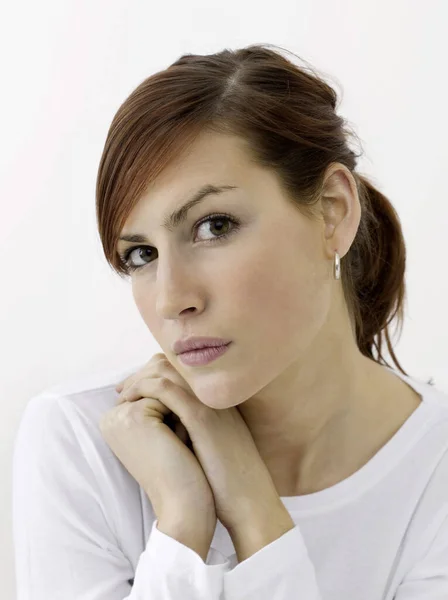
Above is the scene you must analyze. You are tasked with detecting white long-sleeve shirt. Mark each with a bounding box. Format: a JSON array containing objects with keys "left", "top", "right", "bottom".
[{"left": 12, "top": 363, "right": 448, "bottom": 599}]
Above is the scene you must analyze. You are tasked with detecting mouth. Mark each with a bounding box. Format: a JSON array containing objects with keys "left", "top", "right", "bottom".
[
  {"left": 179, "top": 342, "right": 230, "bottom": 353},
  {"left": 177, "top": 342, "right": 232, "bottom": 366}
]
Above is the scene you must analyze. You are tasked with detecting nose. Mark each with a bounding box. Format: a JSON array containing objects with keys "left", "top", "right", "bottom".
[{"left": 154, "top": 254, "right": 202, "bottom": 319}]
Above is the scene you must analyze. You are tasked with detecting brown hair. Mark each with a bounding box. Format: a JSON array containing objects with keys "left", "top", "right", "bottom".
[{"left": 95, "top": 43, "right": 425, "bottom": 381}]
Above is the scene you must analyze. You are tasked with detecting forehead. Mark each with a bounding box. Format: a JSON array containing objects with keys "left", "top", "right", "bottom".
[
  {"left": 121, "top": 132, "right": 259, "bottom": 228},
  {"left": 147, "top": 131, "right": 254, "bottom": 197}
]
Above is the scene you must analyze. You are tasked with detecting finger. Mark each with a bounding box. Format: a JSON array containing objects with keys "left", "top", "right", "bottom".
[
  {"left": 115, "top": 375, "right": 135, "bottom": 393},
  {"left": 116, "top": 372, "right": 151, "bottom": 398},
  {"left": 115, "top": 380, "right": 174, "bottom": 421},
  {"left": 120, "top": 376, "right": 201, "bottom": 427},
  {"left": 115, "top": 354, "right": 167, "bottom": 390},
  {"left": 118, "top": 362, "right": 192, "bottom": 401},
  {"left": 156, "top": 360, "right": 195, "bottom": 394},
  {"left": 125, "top": 394, "right": 173, "bottom": 421},
  {"left": 115, "top": 354, "right": 170, "bottom": 393}
]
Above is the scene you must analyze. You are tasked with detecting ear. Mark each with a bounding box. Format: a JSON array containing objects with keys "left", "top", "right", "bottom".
[{"left": 320, "top": 162, "right": 361, "bottom": 260}]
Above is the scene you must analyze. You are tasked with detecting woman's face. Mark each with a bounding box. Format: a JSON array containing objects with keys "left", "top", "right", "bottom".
[{"left": 117, "top": 130, "right": 344, "bottom": 410}]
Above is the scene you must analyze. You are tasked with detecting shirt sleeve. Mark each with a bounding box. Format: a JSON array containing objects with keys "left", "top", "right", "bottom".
[
  {"left": 223, "top": 525, "right": 323, "bottom": 599},
  {"left": 136, "top": 519, "right": 230, "bottom": 597},
  {"left": 393, "top": 506, "right": 448, "bottom": 599},
  {"left": 12, "top": 393, "right": 230, "bottom": 599}
]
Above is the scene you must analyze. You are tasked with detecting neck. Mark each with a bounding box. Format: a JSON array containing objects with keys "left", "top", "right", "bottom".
[{"left": 238, "top": 350, "right": 415, "bottom": 497}]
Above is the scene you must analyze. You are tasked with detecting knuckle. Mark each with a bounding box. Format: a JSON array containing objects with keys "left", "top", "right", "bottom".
[
  {"left": 128, "top": 379, "right": 142, "bottom": 394},
  {"left": 99, "top": 402, "right": 147, "bottom": 435},
  {"left": 157, "top": 376, "right": 172, "bottom": 390},
  {"left": 116, "top": 402, "right": 141, "bottom": 425},
  {"left": 122, "top": 409, "right": 139, "bottom": 427}
]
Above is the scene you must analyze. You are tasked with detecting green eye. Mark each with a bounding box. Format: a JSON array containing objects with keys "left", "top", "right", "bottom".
[{"left": 119, "top": 213, "right": 240, "bottom": 274}]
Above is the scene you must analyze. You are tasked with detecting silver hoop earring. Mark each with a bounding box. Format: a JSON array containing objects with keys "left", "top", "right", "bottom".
[{"left": 334, "top": 251, "right": 341, "bottom": 280}]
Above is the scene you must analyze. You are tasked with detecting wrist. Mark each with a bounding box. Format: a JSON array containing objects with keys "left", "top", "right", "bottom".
[
  {"left": 228, "top": 492, "right": 290, "bottom": 531},
  {"left": 227, "top": 501, "right": 295, "bottom": 563},
  {"left": 157, "top": 511, "right": 217, "bottom": 563}
]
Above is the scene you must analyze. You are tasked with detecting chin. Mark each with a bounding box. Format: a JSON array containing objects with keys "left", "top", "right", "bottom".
[{"left": 190, "top": 376, "right": 251, "bottom": 411}]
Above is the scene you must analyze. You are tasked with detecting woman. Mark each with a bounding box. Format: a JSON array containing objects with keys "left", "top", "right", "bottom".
[{"left": 13, "top": 43, "right": 448, "bottom": 599}]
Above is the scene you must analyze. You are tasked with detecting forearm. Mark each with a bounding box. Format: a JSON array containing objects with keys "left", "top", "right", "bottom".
[
  {"left": 229, "top": 503, "right": 295, "bottom": 563},
  {"left": 157, "top": 513, "right": 217, "bottom": 563}
]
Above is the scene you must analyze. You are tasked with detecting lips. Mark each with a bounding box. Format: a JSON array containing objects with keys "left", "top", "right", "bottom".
[
  {"left": 173, "top": 337, "right": 232, "bottom": 355},
  {"left": 179, "top": 343, "right": 228, "bottom": 354},
  {"left": 178, "top": 343, "right": 231, "bottom": 366}
]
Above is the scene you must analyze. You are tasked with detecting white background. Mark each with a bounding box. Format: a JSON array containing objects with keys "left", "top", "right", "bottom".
[{"left": 1, "top": 0, "right": 447, "bottom": 596}]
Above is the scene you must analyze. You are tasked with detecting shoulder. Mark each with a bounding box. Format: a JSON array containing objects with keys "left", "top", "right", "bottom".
[{"left": 14, "top": 361, "right": 146, "bottom": 460}]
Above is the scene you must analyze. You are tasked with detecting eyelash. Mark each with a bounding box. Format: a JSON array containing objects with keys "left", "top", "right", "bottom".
[{"left": 118, "top": 212, "right": 240, "bottom": 273}]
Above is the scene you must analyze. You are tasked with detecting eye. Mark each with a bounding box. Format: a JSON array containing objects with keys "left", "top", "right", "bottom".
[{"left": 118, "top": 213, "right": 240, "bottom": 274}]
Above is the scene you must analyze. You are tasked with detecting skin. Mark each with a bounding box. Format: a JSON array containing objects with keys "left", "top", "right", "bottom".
[{"left": 117, "top": 129, "right": 422, "bottom": 497}]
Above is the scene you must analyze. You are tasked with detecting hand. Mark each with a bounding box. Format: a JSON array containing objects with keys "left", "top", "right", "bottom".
[
  {"left": 99, "top": 355, "right": 217, "bottom": 526},
  {"left": 114, "top": 353, "right": 284, "bottom": 533}
]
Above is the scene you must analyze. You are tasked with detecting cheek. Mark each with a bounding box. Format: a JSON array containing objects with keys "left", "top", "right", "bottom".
[
  {"left": 190, "top": 252, "right": 332, "bottom": 410},
  {"left": 234, "top": 240, "right": 330, "bottom": 344},
  {"left": 192, "top": 246, "right": 329, "bottom": 408},
  {"left": 132, "top": 283, "right": 159, "bottom": 331},
  {"left": 222, "top": 242, "right": 330, "bottom": 403}
]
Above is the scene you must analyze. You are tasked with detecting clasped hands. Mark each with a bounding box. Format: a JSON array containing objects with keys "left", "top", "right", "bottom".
[{"left": 108, "top": 352, "right": 293, "bottom": 539}]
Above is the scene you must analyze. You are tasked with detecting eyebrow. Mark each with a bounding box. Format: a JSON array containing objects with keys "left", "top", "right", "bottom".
[{"left": 118, "top": 184, "right": 239, "bottom": 244}]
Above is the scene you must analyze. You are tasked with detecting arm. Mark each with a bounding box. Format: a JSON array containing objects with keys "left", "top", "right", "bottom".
[
  {"left": 224, "top": 502, "right": 448, "bottom": 599},
  {"left": 156, "top": 510, "right": 218, "bottom": 563},
  {"left": 223, "top": 501, "right": 323, "bottom": 599},
  {"left": 227, "top": 502, "right": 295, "bottom": 563},
  {"left": 12, "top": 393, "right": 230, "bottom": 599}
]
